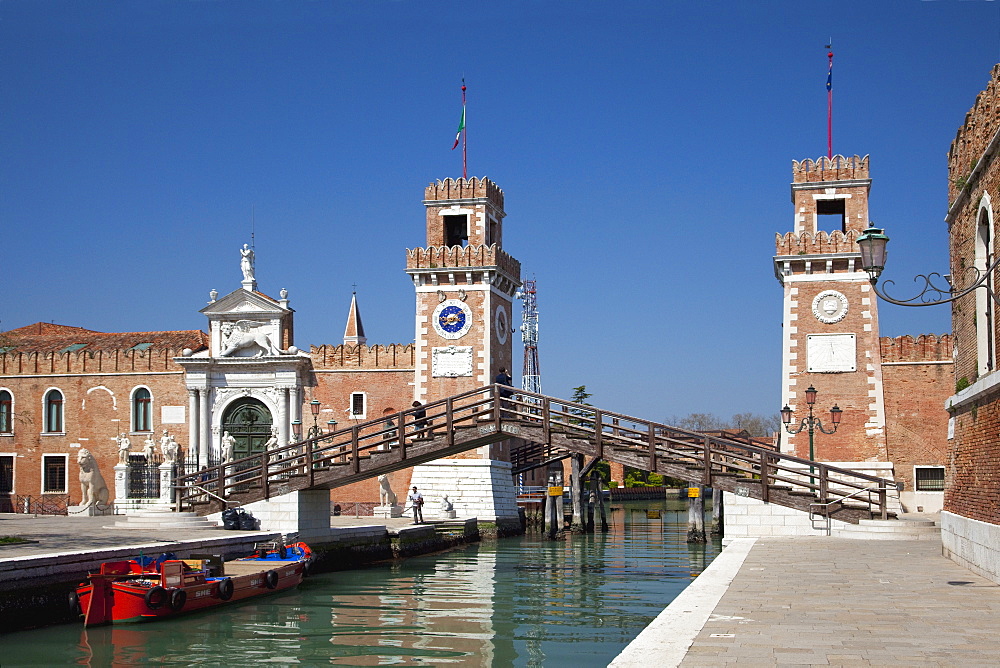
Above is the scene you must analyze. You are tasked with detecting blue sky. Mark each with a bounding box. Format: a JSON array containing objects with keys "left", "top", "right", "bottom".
[{"left": 1, "top": 1, "right": 996, "bottom": 421}]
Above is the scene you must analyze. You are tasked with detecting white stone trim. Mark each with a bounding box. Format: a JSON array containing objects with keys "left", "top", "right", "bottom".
[{"left": 942, "top": 511, "right": 1000, "bottom": 584}]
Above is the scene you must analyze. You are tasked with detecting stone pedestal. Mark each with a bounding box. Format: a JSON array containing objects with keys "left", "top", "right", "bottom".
[
  {"left": 113, "top": 464, "right": 128, "bottom": 502},
  {"left": 408, "top": 458, "right": 519, "bottom": 522},
  {"left": 68, "top": 504, "right": 113, "bottom": 517},
  {"left": 159, "top": 462, "right": 176, "bottom": 504},
  {"left": 435, "top": 509, "right": 458, "bottom": 519},
  {"left": 373, "top": 504, "right": 404, "bottom": 519}
]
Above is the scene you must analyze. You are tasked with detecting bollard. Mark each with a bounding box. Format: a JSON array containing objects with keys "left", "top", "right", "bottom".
[{"left": 686, "top": 486, "right": 706, "bottom": 543}]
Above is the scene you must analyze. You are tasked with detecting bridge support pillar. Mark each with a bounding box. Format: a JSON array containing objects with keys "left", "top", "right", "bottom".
[
  {"left": 240, "top": 489, "right": 331, "bottom": 540},
  {"left": 408, "top": 458, "right": 520, "bottom": 534}
]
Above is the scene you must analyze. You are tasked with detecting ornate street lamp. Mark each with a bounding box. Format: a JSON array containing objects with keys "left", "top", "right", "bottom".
[
  {"left": 291, "top": 419, "right": 302, "bottom": 442},
  {"left": 858, "top": 224, "right": 1000, "bottom": 306},
  {"left": 781, "top": 385, "right": 842, "bottom": 480},
  {"left": 307, "top": 399, "right": 323, "bottom": 440}
]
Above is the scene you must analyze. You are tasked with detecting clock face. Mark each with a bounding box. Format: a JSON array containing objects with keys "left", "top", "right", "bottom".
[
  {"left": 812, "top": 290, "right": 849, "bottom": 324},
  {"left": 495, "top": 305, "right": 509, "bottom": 344},
  {"left": 432, "top": 300, "right": 473, "bottom": 340}
]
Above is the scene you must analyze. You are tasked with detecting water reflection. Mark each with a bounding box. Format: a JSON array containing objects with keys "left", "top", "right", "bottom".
[{"left": 4, "top": 501, "right": 720, "bottom": 667}]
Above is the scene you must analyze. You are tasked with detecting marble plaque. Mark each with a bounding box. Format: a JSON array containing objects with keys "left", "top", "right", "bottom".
[
  {"left": 161, "top": 406, "right": 186, "bottom": 424},
  {"left": 432, "top": 346, "right": 474, "bottom": 377}
]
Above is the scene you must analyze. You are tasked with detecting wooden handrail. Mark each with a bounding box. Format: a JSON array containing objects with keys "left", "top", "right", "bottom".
[{"left": 172, "top": 384, "right": 896, "bottom": 521}]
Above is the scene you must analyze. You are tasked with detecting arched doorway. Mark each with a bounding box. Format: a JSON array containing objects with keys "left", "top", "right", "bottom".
[{"left": 221, "top": 398, "right": 273, "bottom": 459}]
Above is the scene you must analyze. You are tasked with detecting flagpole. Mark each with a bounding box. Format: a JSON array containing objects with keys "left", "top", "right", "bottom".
[
  {"left": 826, "top": 46, "right": 833, "bottom": 160},
  {"left": 462, "top": 81, "right": 468, "bottom": 180}
]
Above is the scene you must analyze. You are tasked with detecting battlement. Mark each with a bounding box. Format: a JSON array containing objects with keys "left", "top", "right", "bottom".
[
  {"left": 792, "top": 155, "right": 870, "bottom": 184},
  {"left": 405, "top": 244, "right": 521, "bottom": 277},
  {"left": 947, "top": 64, "right": 1000, "bottom": 203},
  {"left": 775, "top": 229, "right": 861, "bottom": 256},
  {"left": 424, "top": 177, "right": 504, "bottom": 209},
  {"left": 879, "top": 334, "right": 953, "bottom": 364},
  {"left": 0, "top": 347, "right": 195, "bottom": 376},
  {"left": 310, "top": 343, "right": 414, "bottom": 370}
]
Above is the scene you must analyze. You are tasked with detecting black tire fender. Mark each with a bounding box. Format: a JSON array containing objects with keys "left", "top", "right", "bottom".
[
  {"left": 68, "top": 590, "right": 81, "bottom": 616},
  {"left": 217, "top": 578, "right": 234, "bottom": 601},
  {"left": 167, "top": 587, "right": 187, "bottom": 611},
  {"left": 264, "top": 569, "right": 279, "bottom": 589},
  {"left": 145, "top": 586, "right": 167, "bottom": 610}
]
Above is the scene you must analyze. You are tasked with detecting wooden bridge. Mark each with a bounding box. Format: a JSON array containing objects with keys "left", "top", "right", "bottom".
[{"left": 175, "top": 385, "right": 898, "bottom": 524}]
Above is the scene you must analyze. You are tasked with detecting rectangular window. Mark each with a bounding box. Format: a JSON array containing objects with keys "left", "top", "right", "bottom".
[
  {"left": 816, "top": 197, "right": 847, "bottom": 233},
  {"left": 43, "top": 455, "right": 67, "bottom": 493},
  {"left": 444, "top": 214, "right": 468, "bottom": 247},
  {"left": 350, "top": 392, "right": 366, "bottom": 419},
  {"left": 0, "top": 455, "right": 13, "bottom": 494},
  {"left": 915, "top": 466, "right": 945, "bottom": 492}
]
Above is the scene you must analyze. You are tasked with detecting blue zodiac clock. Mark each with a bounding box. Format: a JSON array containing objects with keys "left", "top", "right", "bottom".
[{"left": 432, "top": 299, "right": 473, "bottom": 340}]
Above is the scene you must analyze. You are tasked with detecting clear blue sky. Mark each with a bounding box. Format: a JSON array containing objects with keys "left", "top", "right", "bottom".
[{"left": 1, "top": 1, "right": 995, "bottom": 422}]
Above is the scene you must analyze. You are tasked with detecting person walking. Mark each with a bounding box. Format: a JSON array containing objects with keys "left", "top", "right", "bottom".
[
  {"left": 411, "top": 400, "right": 431, "bottom": 437},
  {"left": 408, "top": 486, "right": 424, "bottom": 524}
]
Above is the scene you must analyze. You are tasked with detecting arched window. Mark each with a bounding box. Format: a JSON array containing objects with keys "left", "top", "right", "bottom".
[
  {"left": 132, "top": 387, "right": 152, "bottom": 432},
  {"left": 975, "top": 196, "right": 995, "bottom": 377},
  {"left": 44, "top": 389, "right": 64, "bottom": 433},
  {"left": 0, "top": 390, "right": 11, "bottom": 434}
]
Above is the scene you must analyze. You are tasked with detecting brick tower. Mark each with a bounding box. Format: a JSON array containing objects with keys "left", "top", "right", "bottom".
[
  {"left": 405, "top": 177, "right": 522, "bottom": 528},
  {"left": 774, "top": 155, "right": 889, "bottom": 463},
  {"left": 407, "top": 177, "right": 520, "bottom": 401}
]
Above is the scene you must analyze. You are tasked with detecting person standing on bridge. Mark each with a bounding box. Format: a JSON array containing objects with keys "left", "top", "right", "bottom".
[
  {"left": 495, "top": 366, "right": 514, "bottom": 418},
  {"left": 408, "top": 486, "right": 424, "bottom": 524}
]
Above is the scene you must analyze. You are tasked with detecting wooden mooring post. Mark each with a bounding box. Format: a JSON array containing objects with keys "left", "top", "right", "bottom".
[
  {"left": 570, "top": 454, "right": 584, "bottom": 532},
  {"left": 711, "top": 488, "right": 724, "bottom": 536},
  {"left": 687, "top": 486, "right": 706, "bottom": 543}
]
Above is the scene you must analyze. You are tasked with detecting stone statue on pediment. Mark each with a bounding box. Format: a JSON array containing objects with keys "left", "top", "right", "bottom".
[
  {"left": 240, "top": 244, "right": 255, "bottom": 282},
  {"left": 219, "top": 320, "right": 284, "bottom": 357}
]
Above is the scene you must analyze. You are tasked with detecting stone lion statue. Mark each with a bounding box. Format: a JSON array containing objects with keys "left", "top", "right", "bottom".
[
  {"left": 77, "top": 448, "right": 110, "bottom": 507},
  {"left": 378, "top": 474, "right": 397, "bottom": 506},
  {"left": 219, "top": 320, "right": 285, "bottom": 357}
]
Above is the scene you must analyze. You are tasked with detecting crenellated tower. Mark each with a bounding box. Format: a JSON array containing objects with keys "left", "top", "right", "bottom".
[
  {"left": 404, "top": 177, "right": 522, "bottom": 528},
  {"left": 407, "top": 177, "right": 521, "bottom": 402},
  {"left": 774, "top": 155, "right": 888, "bottom": 463}
]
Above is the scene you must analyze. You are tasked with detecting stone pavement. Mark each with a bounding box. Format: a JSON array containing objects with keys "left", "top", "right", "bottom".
[
  {"left": 0, "top": 512, "right": 441, "bottom": 559},
  {"left": 614, "top": 536, "right": 1000, "bottom": 667}
]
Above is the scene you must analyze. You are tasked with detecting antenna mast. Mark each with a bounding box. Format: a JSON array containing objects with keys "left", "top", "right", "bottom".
[{"left": 519, "top": 278, "right": 541, "bottom": 395}]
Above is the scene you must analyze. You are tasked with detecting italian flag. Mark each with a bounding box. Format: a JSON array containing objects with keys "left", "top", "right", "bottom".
[{"left": 451, "top": 105, "right": 465, "bottom": 150}]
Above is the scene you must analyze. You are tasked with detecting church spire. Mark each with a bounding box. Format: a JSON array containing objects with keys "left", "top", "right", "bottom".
[{"left": 343, "top": 291, "right": 367, "bottom": 346}]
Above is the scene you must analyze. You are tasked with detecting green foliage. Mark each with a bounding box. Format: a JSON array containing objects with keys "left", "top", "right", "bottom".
[
  {"left": 956, "top": 377, "right": 971, "bottom": 392},
  {"left": 647, "top": 473, "right": 664, "bottom": 486},
  {"left": 607, "top": 480, "right": 618, "bottom": 489},
  {"left": 570, "top": 385, "right": 593, "bottom": 405}
]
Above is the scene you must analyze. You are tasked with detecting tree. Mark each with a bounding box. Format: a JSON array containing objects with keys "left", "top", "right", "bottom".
[
  {"left": 570, "top": 385, "right": 592, "bottom": 405},
  {"left": 667, "top": 411, "right": 780, "bottom": 438}
]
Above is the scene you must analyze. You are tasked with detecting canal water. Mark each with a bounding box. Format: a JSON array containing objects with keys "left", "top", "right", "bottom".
[{"left": 3, "top": 500, "right": 722, "bottom": 667}]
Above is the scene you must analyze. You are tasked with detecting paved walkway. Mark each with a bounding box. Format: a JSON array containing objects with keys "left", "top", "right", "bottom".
[
  {"left": 614, "top": 536, "right": 1000, "bottom": 667},
  {"left": 0, "top": 512, "right": 440, "bottom": 559}
]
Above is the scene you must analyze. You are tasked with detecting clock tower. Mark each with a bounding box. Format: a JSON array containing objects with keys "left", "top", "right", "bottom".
[
  {"left": 404, "top": 177, "right": 522, "bottom": 529},
  {"left": 407, "top": 177, "right": 520, "bottom": 402},
  {"left": 775, "top": 155, "right": 889, "bottom": 463}
]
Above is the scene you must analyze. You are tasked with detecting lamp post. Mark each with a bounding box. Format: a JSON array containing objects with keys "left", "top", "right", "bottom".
[
  {"left": 291, "top": 419, "right": 302, "bottom": 442},
  {"left": 858, "top": 224, "right": 1000, "bottom": 307},
  {"left": 306, "top": 399, "right": 322, "bottom": 440},
  {"left": 781, "top": 385, "right": 842, "bottom": 481}
]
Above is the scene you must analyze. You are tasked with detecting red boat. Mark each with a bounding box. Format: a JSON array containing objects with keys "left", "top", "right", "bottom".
[{"left": 75, "top": 542, "right": 313, "bottom": 626}]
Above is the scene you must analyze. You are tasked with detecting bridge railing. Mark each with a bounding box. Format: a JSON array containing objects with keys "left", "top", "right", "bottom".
[
  {"left": 175, "top": 385, "right": 507, "bottom": 511},
  {"left": 175, "top": 385, "right": 896, "bottom": 520},
  {"left": 505, "top": 389, "right": 896, "bottom": 520}
]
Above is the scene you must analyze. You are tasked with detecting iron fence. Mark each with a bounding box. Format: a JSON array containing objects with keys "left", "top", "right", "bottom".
[{"left": 7, "top": 494, "right": 70, "bottom": 515}]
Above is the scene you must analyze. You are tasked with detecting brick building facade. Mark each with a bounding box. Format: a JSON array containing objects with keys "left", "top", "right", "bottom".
[
  {"left": 940, "top": 65, "right": 1000, "bottom": 582},
  {"left": 0, "top": 177, "right": 521, "bottom": 521}
]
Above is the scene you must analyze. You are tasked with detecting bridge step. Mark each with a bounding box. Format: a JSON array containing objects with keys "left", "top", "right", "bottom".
[{"left": 833, "top": 518, "right": 940, "bottom": 540}]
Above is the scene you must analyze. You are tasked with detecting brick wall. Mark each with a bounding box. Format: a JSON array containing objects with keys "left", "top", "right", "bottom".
[{"left": 880, "top": 335, "right": 953, "bottom": 492}]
